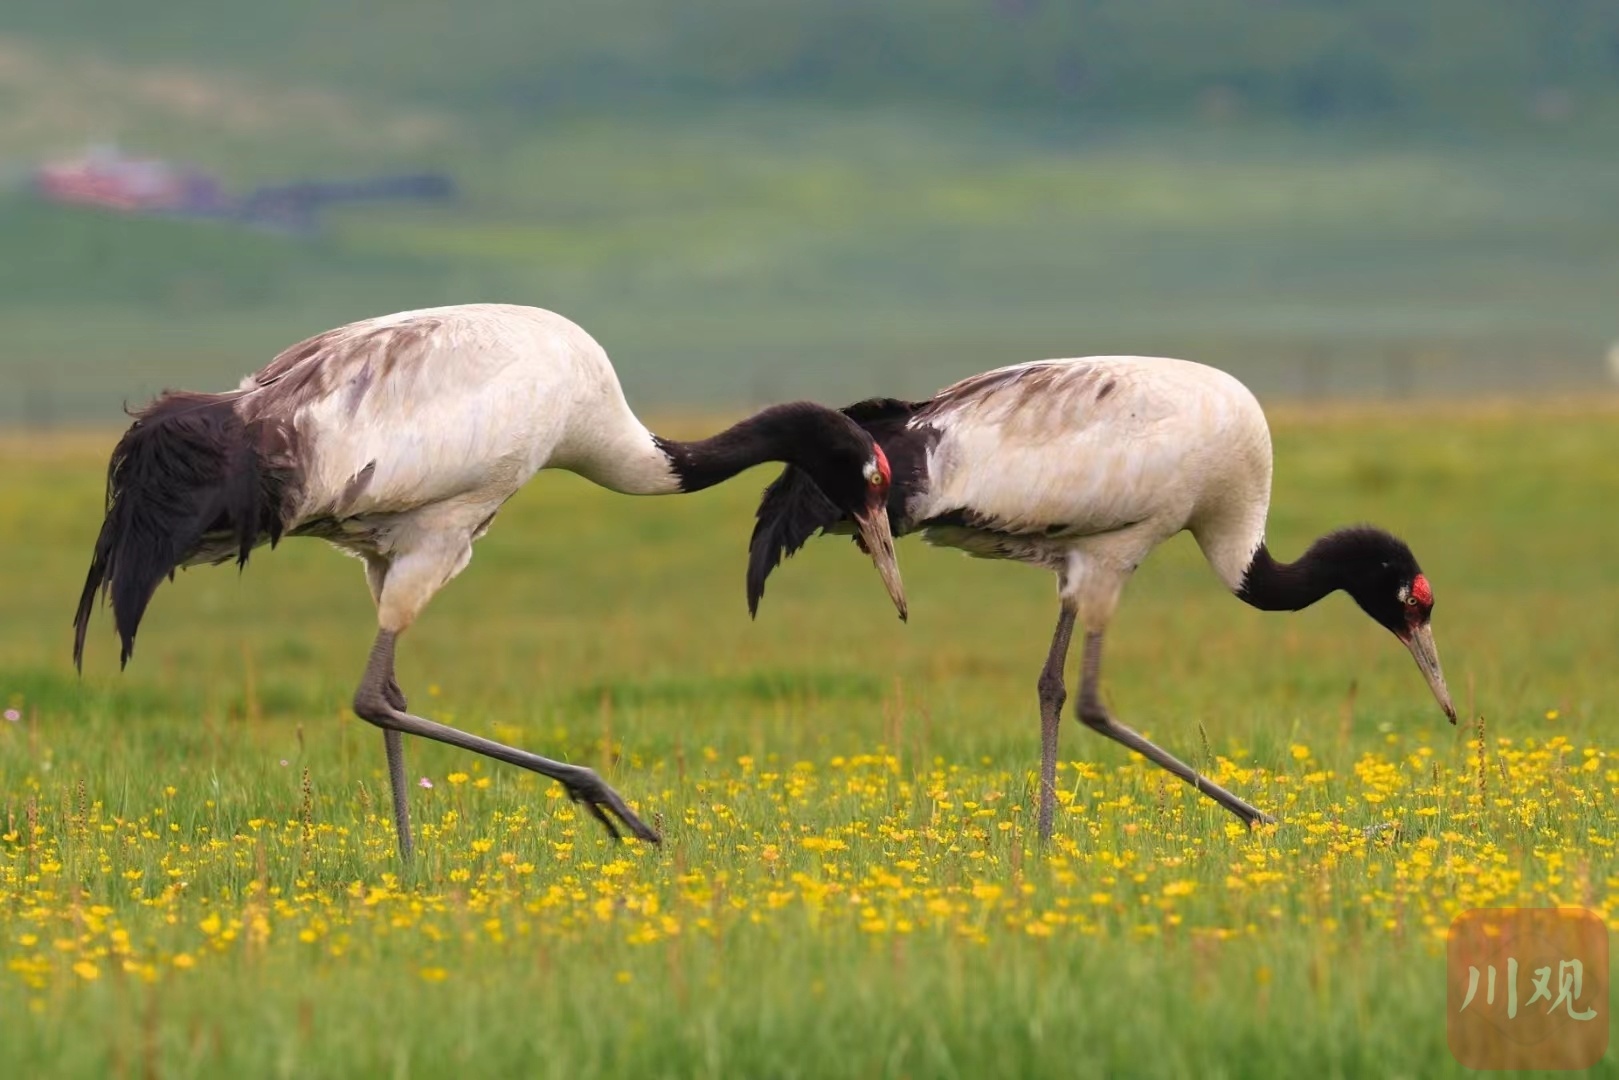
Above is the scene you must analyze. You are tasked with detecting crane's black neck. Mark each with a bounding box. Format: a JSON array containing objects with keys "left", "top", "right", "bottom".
[
  {"left": 1235, "top": 527, "right": 1415, "bottom": 613},
  {"left": 655, "top": 403, "right": 868, "bottom": 496},
  {"left": 1235, "top": 543, "right": 1341, "bottom": 612}
]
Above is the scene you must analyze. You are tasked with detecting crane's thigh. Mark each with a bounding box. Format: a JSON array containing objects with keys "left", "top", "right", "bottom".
[
  {"left": 374, "top": 540, "right": 475, "bottom": 633},
  {"left": 1059, "top": 554, "right": 1128, "bottom": 633},
  {"left": 363, "top": 554, "right": 390, "bottom": 608}
]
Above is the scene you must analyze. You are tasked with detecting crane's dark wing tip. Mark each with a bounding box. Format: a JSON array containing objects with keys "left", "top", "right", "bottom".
[{"left": 746, "top": 465, "right": 842, "bottom": 615}]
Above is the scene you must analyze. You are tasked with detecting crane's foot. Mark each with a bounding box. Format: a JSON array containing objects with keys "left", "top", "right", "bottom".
[
  {"left": 353, "top": 628, "right": 661, "bottom": 848},
  {"left": 1237, "top": 802, "right": 1278, "bottom": 828},
  {"left": 1362, "top": 820, "right": 1400, "bottom": 842},
  {"left": 561, "top": 766, "right": 662, "bottom": 845}
]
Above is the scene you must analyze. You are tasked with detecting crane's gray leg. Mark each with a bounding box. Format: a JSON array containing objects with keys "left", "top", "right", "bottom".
[
  {"left": 1036, "top": 606, "right": 1077, "bottom": 840},
  {"left": 352, "top": 630, "right": 660, "bottom": 846},
  {"left": 363, "top": 556, "right": 414, "bottom": 857},
  {"left": 382, "top": 731, "right": 413, "bottom": 858},
  {"left": 1075, "top": 631, "right": 1275, "bottom": 827}
]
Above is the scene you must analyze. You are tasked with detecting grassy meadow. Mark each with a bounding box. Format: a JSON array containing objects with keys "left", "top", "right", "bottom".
[{"left": 0, "top": 400, "right": 1616, "bottom": 1076}]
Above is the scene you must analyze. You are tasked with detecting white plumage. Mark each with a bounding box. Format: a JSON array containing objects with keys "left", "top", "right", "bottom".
[
  {"left": 231, "top": 305, "right": 704, "bottom": 633},
  {"left": 906, "top": 357, "right": 1273, "bottom": 588},
  {"left": 257, "top": 305, "right": 685, "bottom": 522}
]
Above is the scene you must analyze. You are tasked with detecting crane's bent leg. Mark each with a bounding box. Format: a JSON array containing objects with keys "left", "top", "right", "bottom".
[
  {"left": 1035, "top": 605, "right": 1077, "bottom": 840},
  {"left": 362, "top": 556, "right": 409, "bottom": 710},
  {"left": 352, "top": 630, "right": 660, "bottom": 845},
  {"left": 363, "top": 555, "right": 413, "bottom": 857},
  {"left": 1075, "top": 631, "right": 1274, "bottom": 827}
]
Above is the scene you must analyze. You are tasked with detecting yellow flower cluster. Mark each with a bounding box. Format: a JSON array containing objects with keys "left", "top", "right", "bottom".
[{"left": 2, "top": 734, "right": 1613, "bottom": 995}]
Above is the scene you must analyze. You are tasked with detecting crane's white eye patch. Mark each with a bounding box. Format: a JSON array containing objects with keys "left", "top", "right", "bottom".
[{"left": 863, "top": 461, "right": 882, "bottom": 486}]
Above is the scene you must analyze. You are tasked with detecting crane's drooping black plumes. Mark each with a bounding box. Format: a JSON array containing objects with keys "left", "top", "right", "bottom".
[
  {"left": 747, "top": 461, "right": 843, "bottom": 615},
  {"left": 72, "top": 391, "right": 299, "bottom": 670}
]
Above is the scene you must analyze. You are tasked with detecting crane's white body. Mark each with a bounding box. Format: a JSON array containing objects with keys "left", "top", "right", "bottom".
[
  {"left": 81, "top": 301, "right": 903, "bottom": 853},
  {"left": 227, "top": 304, "right": 680, "bottom": 630},
  {"left": 752, "top": 350, "right": 1451, "bottom": 838},
  {"left": 897, "top": 356, "right": 1275, "bottom": 628}
]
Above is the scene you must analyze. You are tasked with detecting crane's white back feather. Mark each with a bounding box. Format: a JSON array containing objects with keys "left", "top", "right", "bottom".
[
  {"left": 235, "top": 304, "right": 680, "bottom": 543},
  {"left": 909, "top": 356, "right": 1274, "bottom": 590}
]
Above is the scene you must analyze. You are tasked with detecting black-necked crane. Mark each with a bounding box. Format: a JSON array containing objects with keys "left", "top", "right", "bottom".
[
  {"left": 73, "top": 303, "right": 909, "bottom": 858},
  {"left": 746, "top": 356, "right": 1456, "bottom": 839}
]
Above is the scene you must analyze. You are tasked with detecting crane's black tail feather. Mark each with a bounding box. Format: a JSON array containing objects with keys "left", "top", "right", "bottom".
[
  {"left": 73, "top": 392, "right": 298, "bottom": 671},
  {"left": 746, "top": 465, "right": 843, "bottom": 617}
]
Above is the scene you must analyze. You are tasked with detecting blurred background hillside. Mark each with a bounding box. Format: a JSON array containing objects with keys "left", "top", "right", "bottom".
[{"left": 2, "top": 0, "right": 1617, "bottom": 424}]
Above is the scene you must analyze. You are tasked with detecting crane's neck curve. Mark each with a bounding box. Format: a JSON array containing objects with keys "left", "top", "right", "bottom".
[
  {"left": 1235, "top": 527, "right": 1413, "bottom": 612},
  {"left": 653, "top": 403, "right": 860, "bottom": 495},
  {"left": 569, "top": 402, "right": 855, "bottom": 497},
  {"left": 1234, "top": 542, "right": 1343, "bottom": 611}
]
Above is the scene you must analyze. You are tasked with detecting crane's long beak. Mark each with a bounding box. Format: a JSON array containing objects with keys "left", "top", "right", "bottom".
[
  {"left": 1403, "top": 622, "right": 1456, "bottom": 724},
  {"left": 852, "top": 507, "right": 907, "bottom": 622}
]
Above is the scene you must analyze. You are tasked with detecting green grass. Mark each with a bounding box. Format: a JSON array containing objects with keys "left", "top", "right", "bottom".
[{"left": 1, "top": 401, "right": 1617, "bottom": 1076}]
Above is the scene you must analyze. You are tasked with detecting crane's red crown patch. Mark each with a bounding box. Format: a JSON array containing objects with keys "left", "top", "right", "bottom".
[
  {"left": 873, "top": 444, "right": 892, "bottom": 485},
  {"left": 1412, "top": 574, "right": 1433, "bottom": 606}
]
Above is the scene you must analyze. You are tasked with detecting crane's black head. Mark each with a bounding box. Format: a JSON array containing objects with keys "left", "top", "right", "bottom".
[
  {"left": 1321, "top": 527, "right": 1455, "bottom": 724},
  {"left": 766, "top": 407, "right": 904, "bottom": 619},
  {"left": 1324, "top": 528, "right": 1427, "bottom": 629},
  {"left": 785, "top": 415, "right": 893, "bottom": 521}
]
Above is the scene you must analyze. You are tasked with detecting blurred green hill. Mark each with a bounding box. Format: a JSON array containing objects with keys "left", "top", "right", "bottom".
[
  {"left": 9, "top": 0, "right": 1619, "bottom": 124},
  {"left": 1, "top": 3, "right": 1617, "bottom": 422}
]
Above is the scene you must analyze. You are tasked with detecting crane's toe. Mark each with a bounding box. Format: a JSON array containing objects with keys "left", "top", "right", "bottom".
[
  {"left": 564, "top": 767, "right": 662, "bottom": 845},
  {"left": 1362, "top": 820, "right": 1400, "bottom": 842}
]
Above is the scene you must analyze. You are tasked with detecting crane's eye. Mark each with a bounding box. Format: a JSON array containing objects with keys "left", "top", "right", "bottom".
[
  {"left": 1404, "top": 594, "right": 1419, "bottom": 607},
  {"left": 863, "top": 463, "right": 883, "bottom": 487}
]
